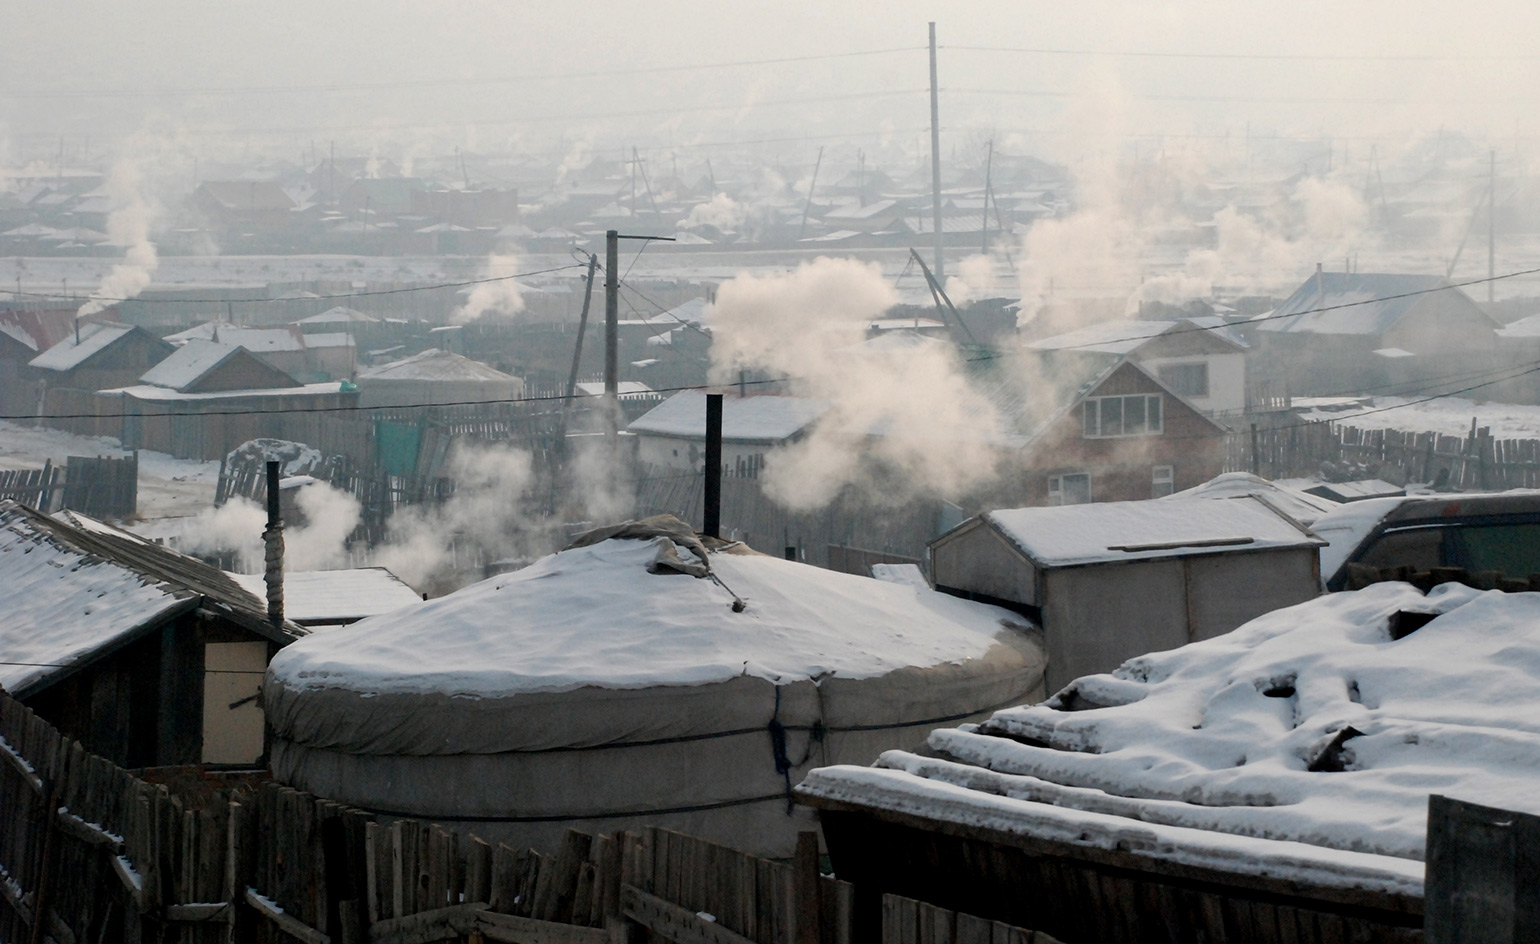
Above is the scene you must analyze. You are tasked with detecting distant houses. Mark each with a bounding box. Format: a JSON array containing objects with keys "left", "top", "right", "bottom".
[
  {"left": 1026, "top": 317, "right": 1249, "bottom": 415},
  {"left": 1252, "top": 269, "right": 1500, "bottom": 397}
]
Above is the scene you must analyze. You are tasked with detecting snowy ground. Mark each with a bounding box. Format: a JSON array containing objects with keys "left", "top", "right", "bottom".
[
  {"left": 0, "top": 421, "right": 218, "bottom": 524},
  {"left": 1295, "top": 395, "right": 1540, "bottom": 439}
]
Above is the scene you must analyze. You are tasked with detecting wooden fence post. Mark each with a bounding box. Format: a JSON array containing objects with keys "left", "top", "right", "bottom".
[{"left": 795, "top": 832, "right": 822, "bottom": 944}]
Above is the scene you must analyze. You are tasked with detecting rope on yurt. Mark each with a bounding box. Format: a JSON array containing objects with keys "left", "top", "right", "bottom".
[{"left": 768, "top": 686, "right": 828, "bottom": 814}]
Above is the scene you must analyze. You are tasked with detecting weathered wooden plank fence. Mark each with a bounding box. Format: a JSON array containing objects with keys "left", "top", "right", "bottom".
[
  {"left": 0, "top": 689, "right": 1050, "bottom": 944},
  {"left": 1226, "top": 420, "right": 1540, "bottom": 490},
  {"left": 0, "top": 461, "right": 60, "bottom": 511}
]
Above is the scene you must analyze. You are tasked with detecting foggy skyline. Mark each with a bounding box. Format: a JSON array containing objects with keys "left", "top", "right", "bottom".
[{"left": 7, "top": 2, "right": 1540, "bottom": 169}]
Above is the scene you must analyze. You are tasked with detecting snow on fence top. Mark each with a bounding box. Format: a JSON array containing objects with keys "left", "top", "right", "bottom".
[
  {"left": 265, "top": 535, "right": 1029, "bottom": 698},
  {"left": 799, "top": 581, "right": 1540, "bottom": 891},
  {"left": 985, "top": 494, "right": 1322, "bottom": 567}
]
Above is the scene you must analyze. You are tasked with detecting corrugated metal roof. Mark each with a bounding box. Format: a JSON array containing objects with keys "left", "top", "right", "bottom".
[{"left": 229, "top": 568, "right": 422, "bottom": 625}]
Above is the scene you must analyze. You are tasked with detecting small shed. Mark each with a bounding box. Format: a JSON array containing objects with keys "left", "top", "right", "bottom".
[
  {"left": 354, "top": 348, "right": 524, "bottom": 408},
  {"left": 930, "top": 496, "right": 1324, "bottom": 690},
  {"left": 0, "top": 500, "right": 304, "bottom": 768},
  {"left": 627, "top": 390, "right": 828, "bottom": 473},
  {"left": 139, "top": 339, "right": 301, "bottom": 394}
]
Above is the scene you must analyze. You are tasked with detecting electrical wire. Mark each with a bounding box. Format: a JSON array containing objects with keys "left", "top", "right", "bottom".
[
  {"left": 944, "top": 44, "right": 1540, "bottom": 64},
  {"left": 2, "top": 47, "right": 924, "bottom": 99},
  {"left": 11, "top": 263, "right": 589, "bottom": 306}
]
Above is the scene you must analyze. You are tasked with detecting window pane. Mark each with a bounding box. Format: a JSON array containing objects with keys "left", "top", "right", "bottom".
[
  {"left": 1148, "top": 395, "right": 1163, "bottom": 432},
  {"left": 1083, "top": 401, "right": 1097, "bottom": 437},
  {"left": 1124, "top": 395, "right": 1146, "bottom": 434},
  {"left": 1102, "top": 397, "right": 1122, "bottom": 436},
  {"left": 1152, "top": 465, "right": 1174, "bottom": 498},
  {"left": 1158, "top": 362, "right": 1208, "bottom": 397},
  {"left": 1063, "top": 473, "right": 1092, "bottom": 504},
  {"left": 1453, "top": 524, "right": 1540, "bottom": 577}
]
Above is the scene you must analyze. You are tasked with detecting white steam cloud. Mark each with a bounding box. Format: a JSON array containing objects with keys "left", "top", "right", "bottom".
[
  {"left": 78, "top": 154, "right": 160, "bottom": 318},
  {"left": 678, "top": 193, "right": 745, "bottom": 231},
  {"left": 174, "top": 482, "right": 362, "bottom": 573},
  {"left": 451, "top": 253, "right": 526, "bottom": 324},
  {"left": 708, "top": 257, "right": 1008, "bottom": 510},
  {"left": 374, "top": 441, "right": 552, "bottom": 590}
]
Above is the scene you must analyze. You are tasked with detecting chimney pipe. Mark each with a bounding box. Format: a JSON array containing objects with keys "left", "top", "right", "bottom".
[
  {"left": 704, "top": 393, "right": 723, "bottom": 539},
  {"left": 1315, "top": 262, "right": 1324, "bottom": 300},
  {"left": 263, "top": 460, "right": 284, "bottom": 626}
]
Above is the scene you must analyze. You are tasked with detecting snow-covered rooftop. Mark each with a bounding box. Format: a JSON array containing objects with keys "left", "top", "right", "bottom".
[
  {"left": 1257, "top": 272, "right": 1485, "bottom": 337},
  {"left": 357, "top": 348, "right": 520, "bottom": 383},
  {"left": 799, "top": 581, "right": 1540, "bottom": 894},
  {"left": 628, "top": 390, "right": 827, "bottom": 442},
  {"left": 218, "top": 326, "right": 306, "bottom": 353},
  {"left": 107, "top": 381, "right": 346, "bottom": 402},
  {"left": 265, "top": 536, "right": 1030, "bottom": 698},
  {"left": 1167, "top": 472, "right": 1341, "bottom": 526},
  {"left": 574, "top": 380, "right": 654, "bottom": 399},
  {"left": 296, "top": 306, "right": 380, "bottom": 325},
  {"left": 985, "top": 495, "right": 1321, "bottom": 567},
  {"left": 229, "top": 568, "right": 422, "bottom": 625},
  {"left": 1027, "top": 318, "right": 1247, "bottom": 355},
  {"left": 139, "top": 339, "right": 242, "bottom": 391},
  {"left": 29, "top": 321, "right": 137, "bottom": 372}
]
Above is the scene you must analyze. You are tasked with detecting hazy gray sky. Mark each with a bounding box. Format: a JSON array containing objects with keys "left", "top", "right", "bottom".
[{"left": 6, "top": 1, "right": 1540, "bottom": 168}]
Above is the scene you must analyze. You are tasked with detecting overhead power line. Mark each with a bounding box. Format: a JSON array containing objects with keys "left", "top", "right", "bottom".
[
  {"left": 0, "top": 47, "right": 924, "bottom": 99},
  {"left": 12, "top": 263, "right": 589, "bottom": 306},
  {"left": 945, "top": 44, "right": 1540, "bottom": 63}
]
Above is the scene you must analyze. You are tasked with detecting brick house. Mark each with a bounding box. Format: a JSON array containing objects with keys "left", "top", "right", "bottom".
[{"left": 990, "top": 351, "right": 1227, "bottom": 507}]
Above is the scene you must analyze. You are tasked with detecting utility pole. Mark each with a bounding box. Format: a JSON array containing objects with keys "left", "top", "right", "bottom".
[
  {"left": 798, "top": 146, "right": 824, "bottom": 241},
  {"left": 605, "top": 230, "right": 620, "bottom": 440},
  {"left": 1489, "top": 149, "right": 1497, "bottom": 304},
  {"left": 981, "top": 138, "right": 994, "bottom": 255},
  {"left": 928, "top": 22, "right": 945, "bottom": 280},
  {"left": 604, "top": 231, "right": 676, "bottom": 442}
]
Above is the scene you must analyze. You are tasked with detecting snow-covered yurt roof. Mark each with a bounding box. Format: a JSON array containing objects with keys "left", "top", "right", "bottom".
[
  {"left": 798, "top": 582, "right": 1540, "bottom": 896},
  {"left": 264, "top": 516, "right": 1045, "bottom": 854}
]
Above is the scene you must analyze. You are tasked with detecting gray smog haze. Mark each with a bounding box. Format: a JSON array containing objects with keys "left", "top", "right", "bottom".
[{"left": 5, "top": 1, "right": 1540, "bottom": 166}]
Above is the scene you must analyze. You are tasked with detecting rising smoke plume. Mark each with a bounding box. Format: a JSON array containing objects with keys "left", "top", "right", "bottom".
[
  {"left": 175, "top": 482, "right": 362, "bottom": 574},
  {"left": 451, "top": 253, "right": 526, "bottom": 324},
  {"left": 708, "top": 256, "right": 1009, "bottom": 511},
  {"left": 78, "top": 151, "right": 161, "bottom": 318},
  {"left": 373, "top": 441, "right": 554, "bottom": 591}
]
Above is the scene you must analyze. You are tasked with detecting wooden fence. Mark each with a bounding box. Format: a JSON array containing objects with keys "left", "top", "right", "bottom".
[
  {"left": 0, "top": 689, "right": 1051, "bottom": 944},
  {"left": 1226, "top": 420, "right": 1540, "bottom": 490},
  {"left": 0, "top": 461, "right": 60, "bottom": 511}
]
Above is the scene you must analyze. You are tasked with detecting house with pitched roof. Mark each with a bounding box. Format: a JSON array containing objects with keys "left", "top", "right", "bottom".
[
  {"left": 1026, "top": 317, "right": 1248, "bottom": 414},
  {"left": 984, "top": 350, "right": 1229, "bottom": 507},
  {"left": 29, "top": 321, "right": 174, "bottom": 392},
  {"left": 1252, "top": 269, "right": 1500, "bottom": 396},
  {"left": 0, "top": 501, "right": 305, "bottom": 767}
]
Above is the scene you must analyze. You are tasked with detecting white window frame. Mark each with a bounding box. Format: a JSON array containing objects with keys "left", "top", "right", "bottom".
[
  {"left": 1048, "top": 472, "right": 1092, "bottom": 506},
  {"left": 1157, "top": 361, "right": 1209, "bottom": 398},
  {"left": 1083, "top": 394, "right": 1164, "bottom": 438},
  {"left": 1152, "top": 465, "right": 1175, "bottom": 498}
]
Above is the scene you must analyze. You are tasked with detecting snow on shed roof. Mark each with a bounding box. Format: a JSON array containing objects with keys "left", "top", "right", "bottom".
[
  {"left": 296, "top": 306, "right": 379, "bottom": 325},
  {"left": 0, "top": 500, "right": 296, "bottom": 696},
  {"left": 1257, "top": 272, "right": 1487, "bottom": 336},
  {"left": 1167, "top": 472, "right": 1341, "bottom": 526},
  {"left": 627, "top": 390, "right": 827, "bottom": 442},
  {"left": 1496, "top": 312, "right": 1540, "bottom": 338},
  {"left": 265, "top": 536, "right": 1025, "bottom": 698},
  {"left": 801, "top": 581, "right": 1540, "bottom": 891},
  {"left": 139, "top": 339, "right": 242, "bottom": 391},
  {"left": 357, "top": 348, "right": 520, "bottom": 383},
  {"left": 218, "top": 326, "right": 306, "bottom": 353},
  {"left": 984, "top": 495, "right": 1321, "bottom": 567},
  {"left": 575, "top": 380, "right": 654, "bottom": 399},
  {"left": 229, "top": 568, "right": 422, "bottom": 626},
  {"left": 29, "top": 322, "right": 137, "bottom": 372}
]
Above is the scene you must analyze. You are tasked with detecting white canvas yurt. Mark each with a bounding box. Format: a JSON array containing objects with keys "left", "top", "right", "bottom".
[{"left": 264, "top": 517, "right": 1046, "bottom": 856}]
